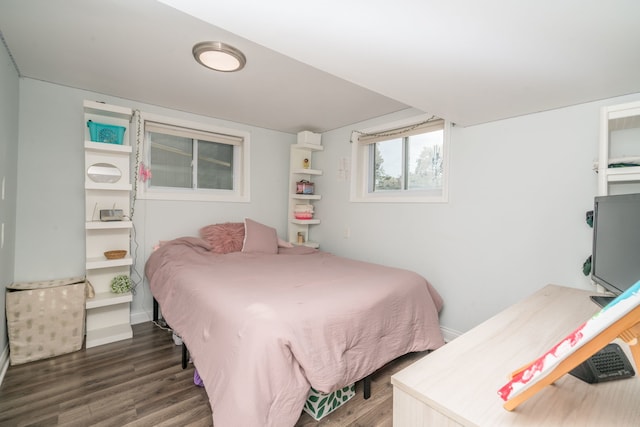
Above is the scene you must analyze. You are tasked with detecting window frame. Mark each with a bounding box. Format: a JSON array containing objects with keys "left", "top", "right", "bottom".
[
  {"left": 350, "top": 114, "right": 450, "bottom": 203},
  {"left": 136, "top": 112, "right": 250, "bottom": 202}
]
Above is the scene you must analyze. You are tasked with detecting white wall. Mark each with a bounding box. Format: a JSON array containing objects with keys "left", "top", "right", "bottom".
[
  {"left": 316, "top": 93, "right": 640, "bottom": 336},
  {"left": 12, "top": 77, "right": 640, "bottom": 338},
  {"left": 0, "top": 35, "right": 20, "bottom": 370},
  {"left": 15, "top": 78, "right": 293, "bottom": 322}
]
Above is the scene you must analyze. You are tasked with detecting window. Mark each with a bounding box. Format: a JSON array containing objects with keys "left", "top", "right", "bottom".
[
  {"left": 138, "top": 113, "right": 250, "bottom": 202},
  {"left": 351, "top": 115, "right": 449, "bottom": 203}
]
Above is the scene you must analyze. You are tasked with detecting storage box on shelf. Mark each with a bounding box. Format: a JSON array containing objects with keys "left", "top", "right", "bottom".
[
  {"left": 87, "top": 120, "right": 127, "bottom": 145},
  {"left": 293, "top": 204, "right": 314, "bottom": 220},
  {"left": 288, "top": 131, "right": 323, "bottom": 248},
  {"left": 83, "top": 100, "right": 134, "bottom": 348},
  {"left": 297, "top": 130, "right": 322, "bottom": 146}
]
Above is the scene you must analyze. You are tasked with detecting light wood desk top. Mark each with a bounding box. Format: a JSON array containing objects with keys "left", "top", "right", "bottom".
[{"left": 391, "top": 284, "right": 640, "bottom": 426}]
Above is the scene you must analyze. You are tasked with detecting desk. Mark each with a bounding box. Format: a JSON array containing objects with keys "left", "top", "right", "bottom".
[{"left": 391, "top": 285, "right": 640, "bottom": 426}]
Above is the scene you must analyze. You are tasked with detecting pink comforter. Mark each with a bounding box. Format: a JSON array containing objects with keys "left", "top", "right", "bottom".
[{"left": 145, "top": 237, "right": 444, "bottom": 427}]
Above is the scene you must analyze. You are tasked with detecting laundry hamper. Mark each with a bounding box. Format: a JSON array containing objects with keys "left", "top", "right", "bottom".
[{"left": 6, "top": 276, "right": 87, "bottom": 365}]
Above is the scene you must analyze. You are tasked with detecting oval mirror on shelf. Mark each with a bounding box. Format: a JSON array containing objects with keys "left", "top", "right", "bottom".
[{"left": 87, "top": 163, "right": 122, "bottom": 183}]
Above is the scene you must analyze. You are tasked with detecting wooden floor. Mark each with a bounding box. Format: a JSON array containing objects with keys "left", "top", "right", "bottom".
[{"left": 0, "top": 322, "right": 428, "bottom": 427}]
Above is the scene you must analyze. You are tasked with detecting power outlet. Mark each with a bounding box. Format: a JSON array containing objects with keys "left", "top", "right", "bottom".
[{"left": 344, "top": 226, "right": 351, "bottom": 239}]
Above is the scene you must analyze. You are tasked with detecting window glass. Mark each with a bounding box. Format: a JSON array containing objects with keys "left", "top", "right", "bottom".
[
  {"left": 373, "top": 138, "right": 403, "bottom": 191},
  {"left": 149, "top": 132, "right": 193, "bottom": 189},
  {"left": 197, "top": 140, "right": 234, "bottom": 190},
  {"left": 351, "top": 115, "right": 449, "bottom": 203},
  {"left": 407, "top": 130, "right": 444, "bottom": 191},
  {"left": 138, "top": 114, "right": 249, "bottom": 202}
]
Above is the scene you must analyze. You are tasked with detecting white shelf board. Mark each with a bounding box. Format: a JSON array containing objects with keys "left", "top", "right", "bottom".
[
  {"left": 290, "top": 194, "right": 321, "bottom": 200},
  {"left": 86, "top": 220, "right": 132, "bottom": 230},
  {"left": 85, "top": 182, "right": 132, "bottom": 191},
  {"left": 84, "top": 141, "right": 132, "bottom": 153},
  {"left": 292, "top": 168, "right": 323, "bottom": 175},
  {"left": 86, "top": 255, "right": 133, "bottom": 270},
  {"left": 292, "top": 143, "right": 323, "bottom": 151},
  {"left": 606, "top": 167, "right": 640, "bottom": 182},
  {"left": 291, "top": 219, "right": 320, "bottom": 225},
  {"left": 84, "top": 100, "right": 132, "bottom": 119},
  {"left": 86, "top": 291, "right": 133, "bottom": 309},
  {"left": 85, "top": 323, "right": 133, "bottom": 349},
  {"left": 298, "top": 241, "right": 319, "bottom": 249}
]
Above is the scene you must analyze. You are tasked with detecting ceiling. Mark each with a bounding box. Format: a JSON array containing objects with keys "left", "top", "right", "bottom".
[{"left": 1, "top": 0, "right": 639, "bottom": 134}]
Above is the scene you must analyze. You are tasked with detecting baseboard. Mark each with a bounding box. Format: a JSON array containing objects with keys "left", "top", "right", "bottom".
[
  {"left": 0, "top": 343, "right": 9, "bottom": 387},
  {"left": 131, "top": 309, "right": 153, "bottom": 325},
  {"left": 441, "top": 326, "right": 462, "bottom": 343}
]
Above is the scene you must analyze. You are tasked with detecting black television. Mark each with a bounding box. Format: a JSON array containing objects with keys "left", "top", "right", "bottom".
[{"left": 590, "top": 193, "right": 640, "bottom": 307}]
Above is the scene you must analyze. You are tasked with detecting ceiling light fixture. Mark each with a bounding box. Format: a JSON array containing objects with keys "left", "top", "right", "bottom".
[{"left": 193, "top": 41, "right": 246, "bottom": 72}]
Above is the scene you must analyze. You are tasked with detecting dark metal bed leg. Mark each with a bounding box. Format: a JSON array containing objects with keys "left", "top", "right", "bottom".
[
  {"left": 154, "top": 297, "right": 188, "bottom": 369},
  {"left": 363, "top": 376, "right": 371, "bottom": 399},
  {"left": 182, "top": 343, "right": 188, "bottom": 369}
]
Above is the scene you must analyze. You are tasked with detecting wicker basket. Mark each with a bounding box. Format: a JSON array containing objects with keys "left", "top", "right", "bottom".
[{"left": 104, "top": 250, "right": 127, "bottom": 259}]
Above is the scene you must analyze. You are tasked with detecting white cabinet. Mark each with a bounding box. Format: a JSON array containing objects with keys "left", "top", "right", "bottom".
[
  {"left": 83, "top": 100, "right": 133, "bottom": 348},
  {"left": 288, "top": 138, "right": 323, "bottom": 248},
  {"left": 597, "top": 101, "right": 640, "bottom": 195}
]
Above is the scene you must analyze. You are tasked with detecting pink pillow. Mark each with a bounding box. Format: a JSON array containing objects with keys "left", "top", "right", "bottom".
[
  {"left": 199, "top": 222, "right": 245, "bottom": 254},
  {"left": 242, "top": 218, "right": 278, "bottom": 254}
]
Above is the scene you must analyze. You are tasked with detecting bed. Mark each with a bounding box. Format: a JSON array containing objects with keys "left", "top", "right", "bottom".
[{"left": 145, "top": 219, "right": 445, "bottom": 426}]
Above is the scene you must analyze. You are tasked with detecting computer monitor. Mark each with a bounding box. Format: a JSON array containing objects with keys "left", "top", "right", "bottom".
[{"left": 591, "top": 193, "right": 640, "bottom": 307}]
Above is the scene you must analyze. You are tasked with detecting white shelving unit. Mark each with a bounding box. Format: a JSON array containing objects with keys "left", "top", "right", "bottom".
[
  {"left": 597, "top": 101, "right": 640, "bottom": 195},
  {"left": 288, "top": 135, "right": 323, "bottom": 248},
  {"left": 83, "top": 100, "right": 133, "bottom": 348}
]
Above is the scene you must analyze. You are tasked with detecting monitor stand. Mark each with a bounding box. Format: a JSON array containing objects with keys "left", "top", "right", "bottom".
[
  {"left": 590, "top": 294, "right": 616, "bottom": 308},
  {"left": 569, "top": 343, "right": 635, "bottom": 383}
]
